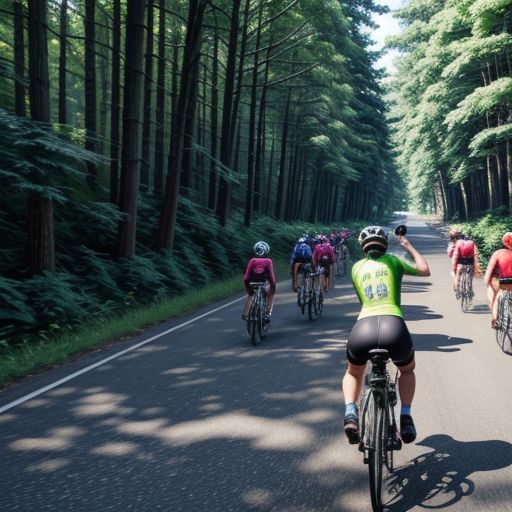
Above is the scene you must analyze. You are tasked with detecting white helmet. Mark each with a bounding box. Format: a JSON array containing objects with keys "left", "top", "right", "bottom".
[
  {"left": 254, "top": 241, "right": 270, "bottom": 257},
  {"left": 358, "top": 226, "right": 388, "bottom": 254}
]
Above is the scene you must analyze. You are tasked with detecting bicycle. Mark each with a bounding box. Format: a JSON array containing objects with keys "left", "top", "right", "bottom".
[
  {"left": 358, "top": 348, "right": 401, "bottom": 512},
  {"left": 247, "top": 282, "right": 269, "bottom": 346},
  {"left": 297, "top": 265, "right": 323, "bottom": 320},
  {"left": 456, "top": 265, "right": 474, "bottom": 312},
  {"left": 335, "top": 242, "right": 348, "bottom": 278},
  {"left": 495, "top": 287, "right": 512, "bottom": 352}
]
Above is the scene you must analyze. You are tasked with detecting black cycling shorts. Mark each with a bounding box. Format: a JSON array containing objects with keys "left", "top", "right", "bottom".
[{"left": 347, "top": 315, "right": 414, "bottom": 367}]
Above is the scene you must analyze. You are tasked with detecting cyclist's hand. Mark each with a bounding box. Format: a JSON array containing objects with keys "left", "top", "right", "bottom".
[{"left": 398, "top": 235, "right": 411, "bottom": 250}]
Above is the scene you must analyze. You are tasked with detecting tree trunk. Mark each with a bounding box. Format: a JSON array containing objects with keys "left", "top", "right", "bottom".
[
  {"left": 153, "top": 0, "right": 166, "bottom": 195},
  {"left": 265, "top": 128, "right": 275, "bottom": 215},
  {"left": 274, "top": 87, "right": 292, "bottom": 219},
  {"left": 487, "top": 156, "right": 496, "bottom": 210},
  {"left": 117, "top": 0, "right": 146, "bottom": 258},
  {"left": 27, "top": 0, "right": 54, "bottom": 272},
  {"left": 244, "top": 0, "right": 264, "bottom": 227},
  {"left": 460, "top": 181, "right": 469, "bottom": 220},
  {"left": 84, "top": 0, "right": 97, "bottom": 184},
  {"left": 180, "top": 60, "right": 200, "bottom": 194},
  {"left": 109, "top": 0, "right": 121, "bottom": 204},
  {"left": 140, "top": 0, "right": 154, "bottom": 191},
  {"left": 14, "top": 0, "right": 26, "bottom": 117},
  {"left": 507, "top": 140, "right": 512, "bottom": 213},
  {"left": 208, "top": 30, "right": 219, "bottom": 211},
  {"left": 216, "top": 0, "right": 242, "bottom": 225},
  {"left": 157, "top": 0, "right": 206, "bottom": 250}
]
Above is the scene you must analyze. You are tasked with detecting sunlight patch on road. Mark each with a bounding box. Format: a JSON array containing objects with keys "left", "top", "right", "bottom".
[
  {"left": 91, "top": 441, "right": 138, "bottom": 456},
  {"left": 73, "top": 391, "right": 133, "bottom": 417},
  {"left": 47, "top": 386, "right": 77, "bottom": 397},
  {"left": 26, "top": 457, "right": 71, "bottom": 473},
  {"left": 171, "top": 377, "right": 216, "bottom": 388},
  {"left": 241, "top": 487, "right": 274, "bottom": 507},
  {"left": 162, "top": 367, "right": 199, "bottom": 375},
  {"left": 9, "top": 426, "right": 85, "bottom": 452},
  {"left": 292, "top": 409, "right": 337, "bottom": 424},
  {"left": 118, "top": 411, "right": 314, "bottom": 451}
]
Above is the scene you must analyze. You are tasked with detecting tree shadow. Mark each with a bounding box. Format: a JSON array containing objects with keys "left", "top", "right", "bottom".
[
  {"left": 384, "top": 435, "right": 512, "bottom": 511},
  {"left": 401, "top": 281, "right": 432, "bottom": 294},
  {"left": 412, "top": 333, "right": 472, "bottom": 353},
  {"left": 403, "top": 304, "right": 443, "bottom": 321}
]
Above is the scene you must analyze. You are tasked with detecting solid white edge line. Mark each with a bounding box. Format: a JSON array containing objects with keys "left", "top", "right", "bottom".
[{"left": 0, "top": 295, "right": 245, "bottom": 415}]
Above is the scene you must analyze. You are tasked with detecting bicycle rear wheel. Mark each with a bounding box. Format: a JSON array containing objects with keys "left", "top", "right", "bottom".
[
  {"left": 314, "top": 287, "right": 324, "bottom": 317},
  {"left": 460, "top": 273, "right": 470, "bottom": 312},
  {"left": 368, "top": 391, "right": 384, "bottom": 511},
  {"left": 257, "top": 295, "right": 268, "bottom": 341},
  {"left": 308, "top": 289, "right": 317, "bottom": 320},
  {"left": 496, "top": 296, "right": 509, "bottom": 350}
]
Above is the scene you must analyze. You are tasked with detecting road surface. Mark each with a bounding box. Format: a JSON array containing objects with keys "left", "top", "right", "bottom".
[{"left": 1, "top": 215, "right": 511, "bottom": 511}]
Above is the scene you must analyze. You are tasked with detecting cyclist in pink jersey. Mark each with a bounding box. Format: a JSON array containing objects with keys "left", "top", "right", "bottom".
[
  {"left": 451, "top": 234, "right": 482, "bottom": 296},
  {"left": 484, "top": 232, "right": 512, "bottom": 328},
  {"left": 242, "top": 241, "right": 276, "bottom": 322},
  {"left": 313, "top": 236, "right": 335, "bottom": 292}
]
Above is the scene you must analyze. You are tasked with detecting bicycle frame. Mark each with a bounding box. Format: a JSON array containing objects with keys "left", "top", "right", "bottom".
[{"left": 359, "top": 349, "right": 400, "bottom": 511}]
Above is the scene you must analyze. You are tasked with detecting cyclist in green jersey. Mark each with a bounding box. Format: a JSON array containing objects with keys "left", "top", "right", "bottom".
[{"left": 342, "top": 226, "right": 430, "bottom": 445}]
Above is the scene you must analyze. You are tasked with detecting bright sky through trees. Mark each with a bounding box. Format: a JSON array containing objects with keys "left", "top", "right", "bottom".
[{"left": 372, "top": 0, "right": 404, "bottom": 74}]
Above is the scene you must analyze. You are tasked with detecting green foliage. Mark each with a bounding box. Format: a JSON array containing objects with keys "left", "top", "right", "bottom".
[{"left": 454, "top": 212, "right": 512, "bottom": 265}]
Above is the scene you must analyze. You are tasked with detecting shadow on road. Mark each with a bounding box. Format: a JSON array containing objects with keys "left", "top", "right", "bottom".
[
  {"left": 403, "top": 304, "right": 443, "bottom": 321},
  {"left": 412, "top": 333, "right": 472, "bottom": 352},
  {"left": 384, "top": 434, "right": 512, "bottom": 511}
]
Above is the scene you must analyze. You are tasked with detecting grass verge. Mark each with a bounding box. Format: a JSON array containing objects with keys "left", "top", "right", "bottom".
[{"left": 0, "top": 259, "right": 291, "bottom": 388}]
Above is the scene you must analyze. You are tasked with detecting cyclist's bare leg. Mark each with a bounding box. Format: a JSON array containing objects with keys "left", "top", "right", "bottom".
[
  {"left": 265, "top": 290, "right": 275, "bottom": 316},
  {"left": 488, "top": 277, "right": 499, "bottom": 324},
  {"left": 342, "top": 362, "right": 366, "bottom": 405},
  {"left": 294, "top": 262, "right": 302, "bottom": 290},
  {"left": 242, "top": 295, "right": 252, "bottom": 317},
  {"left": 397, "top": 358, "right": 416, "bottom": 406},
  {"left": 454, "top": 266, "right": 461, "bottom": 292}
]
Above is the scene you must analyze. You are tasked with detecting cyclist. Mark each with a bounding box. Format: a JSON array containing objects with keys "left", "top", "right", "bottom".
[
  {"left": 290, "top": 237, "right": 313, "bottom": 292},
  {"left": 342, "top": 226, "right": 430, "bottom": 445},
  {"left": 451, "top": 233, "right": 482, "bottom": 297},
  {"left": 313, "top": 235, "right": 335, "bottom": 292},
  {"left": 484, "top": 232, "right": 512, "bottom": 329},
  {"left": 242, "top": 241, "right": 276, "bottom": 323}
]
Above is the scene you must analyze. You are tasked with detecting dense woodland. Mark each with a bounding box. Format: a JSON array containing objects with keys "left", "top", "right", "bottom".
[
  {"left": 0, "top": 0, "right": 399, "bottom": 341},
  {"left": 389, "top": 0, "right": 512, "bottom": 219}
]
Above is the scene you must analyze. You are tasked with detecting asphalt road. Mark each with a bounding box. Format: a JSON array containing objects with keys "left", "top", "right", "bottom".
[{"left": 1, "top": 215, "right": 512, "bottom": 512}]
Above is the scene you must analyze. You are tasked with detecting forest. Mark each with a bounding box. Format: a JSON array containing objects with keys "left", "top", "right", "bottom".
[
  {"left": 0, "top": 0, "right": 400, "bottom": 343},
  {"left": 389, "top": 0, "right": 512, "bottom": 219}
]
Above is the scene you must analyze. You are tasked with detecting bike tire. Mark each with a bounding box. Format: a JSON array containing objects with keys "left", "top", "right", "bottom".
[
  {"left": 368, "top": 392, "right": 385, "bottom": 512},
  {"left": 460, "top": 273, "right": 471, "bottom": 312},
  {"left": 315, "top": 288, "right": 324, "bottom": 317},
  {"left": 258, "top": 296, "right": 268, "bottom": 341},
  {"left": 496, "top": 296, "right": 509, "bottom": 350},
  {"left": 308, "top": 289, "right": 318, "bottom": 321}
]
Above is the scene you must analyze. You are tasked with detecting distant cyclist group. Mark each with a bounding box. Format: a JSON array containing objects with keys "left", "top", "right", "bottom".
[
  {"left": 447, "top": 227, "right": 512, "bottom": 329},
  {"left": 240, "top": 223, "right": 512, "bottom": 440}
]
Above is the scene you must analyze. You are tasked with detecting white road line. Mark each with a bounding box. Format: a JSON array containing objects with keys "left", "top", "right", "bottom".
[{"left": 0, "top": 296, "right": 245, "bottom": 415}]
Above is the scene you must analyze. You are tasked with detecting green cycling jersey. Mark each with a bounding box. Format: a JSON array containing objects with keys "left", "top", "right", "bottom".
[{"left": 351, "top": 253, "right": 419, "bottom": 320}]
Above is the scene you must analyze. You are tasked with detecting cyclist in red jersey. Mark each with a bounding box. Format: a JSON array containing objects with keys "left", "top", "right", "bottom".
[
  {"left": 484, "top": 232, "right": 512, "bottom": 328},
  {"left": 242, "top": 241, "right": 276, "bottom": 323},
  {"left": 451, "top": 234, "right": 482, "bottom": 296}
]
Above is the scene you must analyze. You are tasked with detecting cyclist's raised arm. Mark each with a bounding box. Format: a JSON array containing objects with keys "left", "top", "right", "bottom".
[{"left": 399, "top": 236, "right": 430, "bottom": 276}]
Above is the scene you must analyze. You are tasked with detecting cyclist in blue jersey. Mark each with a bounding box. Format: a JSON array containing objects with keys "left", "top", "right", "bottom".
[{"left": 290, "top": 237, "right": 313, "bottom": 291}]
